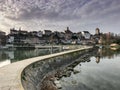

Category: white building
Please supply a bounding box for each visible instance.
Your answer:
[7,36,14,43]
[25,37,40,44]
[37,31,43,37]
[81,31,91,39]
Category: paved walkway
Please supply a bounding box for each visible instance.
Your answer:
[0,46,92,90]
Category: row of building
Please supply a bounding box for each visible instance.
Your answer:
[0,27,101,46]
[0,31,6,46]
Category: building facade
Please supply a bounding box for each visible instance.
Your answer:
[0,31,6,46]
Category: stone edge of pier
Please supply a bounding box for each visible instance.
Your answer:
[0,46,93,90]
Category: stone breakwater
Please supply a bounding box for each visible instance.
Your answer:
[40,53,93,90]
[21,48,94,90]
[0,46,93,90]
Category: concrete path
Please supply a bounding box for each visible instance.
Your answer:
[0,46,92,90]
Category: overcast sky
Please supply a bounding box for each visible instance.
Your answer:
[0,0,120,34]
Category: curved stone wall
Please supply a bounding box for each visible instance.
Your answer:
[21,49,93,90]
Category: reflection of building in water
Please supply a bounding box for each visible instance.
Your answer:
[95,46,101,63]
[0,51,14,60]
[0,51,8,60]
[98,48,103,57]
[5,51,14,60]
[0,51,14,67]
[97,47,120,59]
[96,56,100,64]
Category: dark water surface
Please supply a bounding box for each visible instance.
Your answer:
[0,48,59,67]
[21,48,92,90]
[21,47,120,90]
[60,48,120,90]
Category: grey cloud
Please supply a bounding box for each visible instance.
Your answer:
[0,0,120,34]
[75,0,120,19]
[1,0,120,21]
[1,22,11,27]
[0,0,90,21]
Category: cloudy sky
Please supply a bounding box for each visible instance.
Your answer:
[0,0,120,34]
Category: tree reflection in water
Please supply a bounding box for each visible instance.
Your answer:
[57,48,120,90]
[42,47,120,90]
[21,47,120,90]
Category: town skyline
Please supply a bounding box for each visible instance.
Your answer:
[0,0,120,34]
[0,26,120,35]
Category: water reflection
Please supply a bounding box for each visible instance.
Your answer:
[94,48,120,64]
[0,51,13,67]
[0,48,60,67]
[95,56,100,64]
[58,48,120,90]
[21,49,92,90]
[21,47,120,90]
[97,48,120,59]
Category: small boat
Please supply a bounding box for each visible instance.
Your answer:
[110,43,120,50]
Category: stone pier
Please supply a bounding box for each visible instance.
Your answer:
[0,46,93,90]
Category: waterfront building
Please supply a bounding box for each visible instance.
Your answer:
[64,27,73,40]
[10,28,28,35]
[0,31,6,46]
[81,31,91,40]
[10,28,19,35]
[98,36,103,44]
[8,28,28,45]
[44,30,52,36]
[77,32,82,39]
[50,32,61,44]
[59,32,65,38]
[93,28,103,44]
[19,30,28,35]
[71,33,78,44]
[0,31,6,36]
[29,31,43,38]
[95,28,100,35]
[7,35,14,44]
[37,31,43,37]
[6,27,101,45]
[25,37,40,44]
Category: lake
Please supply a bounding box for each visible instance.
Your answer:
[1,47,120,90]
[59,48,120,90]
[0,48,60,67]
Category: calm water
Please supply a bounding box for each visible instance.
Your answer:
[59,48,120,90]
[0,48,59,67]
